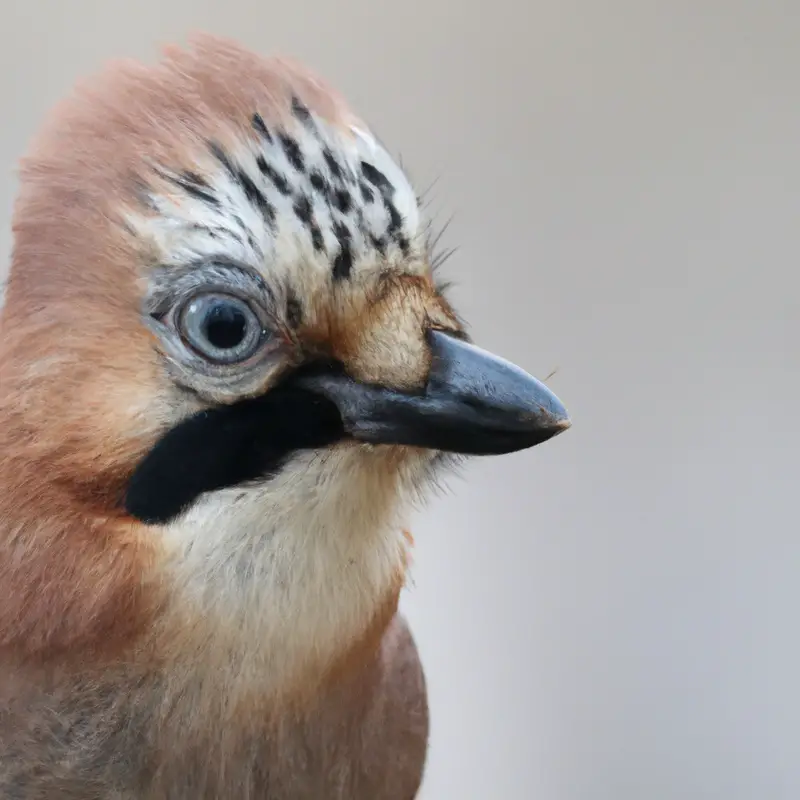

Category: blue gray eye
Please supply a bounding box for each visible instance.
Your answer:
[179,293,265,364]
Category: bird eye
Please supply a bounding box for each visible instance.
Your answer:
[178,293,266,364]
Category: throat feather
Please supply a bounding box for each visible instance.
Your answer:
[155,446,423,700]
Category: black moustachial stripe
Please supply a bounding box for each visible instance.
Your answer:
[124,381,345,525]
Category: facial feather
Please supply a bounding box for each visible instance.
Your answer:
[0,34,450,691]
[0,32,571,798]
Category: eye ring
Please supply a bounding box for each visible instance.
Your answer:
[177,292,268,365]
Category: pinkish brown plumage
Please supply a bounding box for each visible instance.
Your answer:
[0,33,569,798]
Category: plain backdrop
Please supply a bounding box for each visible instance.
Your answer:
[1,2,798,798]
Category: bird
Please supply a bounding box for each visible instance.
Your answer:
[0,33,570,799]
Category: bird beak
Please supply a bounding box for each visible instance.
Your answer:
[294,329,571,456]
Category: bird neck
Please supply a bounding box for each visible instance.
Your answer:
[152,444,422,704]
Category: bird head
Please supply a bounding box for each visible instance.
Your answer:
[0,35,569,696]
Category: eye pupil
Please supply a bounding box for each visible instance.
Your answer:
[179,292,266,365]
[203,302,247,350]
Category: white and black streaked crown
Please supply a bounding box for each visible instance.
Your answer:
[134,96,426,286]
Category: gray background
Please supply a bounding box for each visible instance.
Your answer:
[1,1,797,798]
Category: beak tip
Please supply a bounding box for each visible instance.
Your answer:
[552,416,572,436]
[551,411,571,428]
[534,411,571,445]
[529,381,570,433]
